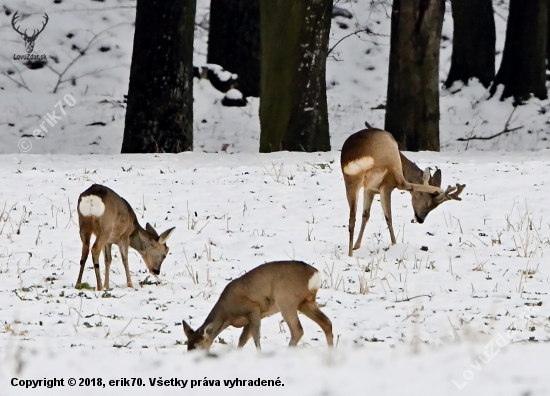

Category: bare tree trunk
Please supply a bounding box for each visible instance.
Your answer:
[207,0,260,97]
[385,0,445,152]
[259,0,332,153]
[548,3,550,70]
[445,0,495,88]
[490,0,548,102]
[122,0,195,153]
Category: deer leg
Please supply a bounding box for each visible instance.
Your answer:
[103,243,112,290]
[298,301,334,347]
[353,188,375,251]
[237,324,252,348]
[76,230,91,288]
[279,306,304,347]
[248,309,262,351]
[118,241,133,288]
[345,177,362,257]
[91,234,109,291]
[380,185,397,245]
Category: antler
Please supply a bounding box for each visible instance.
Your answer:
[28,13,49,39]
[11,11,24,35]
[435,183,466,204]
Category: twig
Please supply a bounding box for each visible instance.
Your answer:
[29,6,136,14]
[51,22,130,93]
[395,294,432,303]
[457,107,523,141]
[1,72,31,92]
[328,29,371,55]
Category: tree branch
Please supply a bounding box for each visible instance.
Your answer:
[50,22,130,93]
[328,29,369,55]
[457,107,523,142]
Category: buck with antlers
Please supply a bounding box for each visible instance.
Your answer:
[182,261,334,351]
[341,127,465,257]
[11,11,49,54]
[77,184,176,291]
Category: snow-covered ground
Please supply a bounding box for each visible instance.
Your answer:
[0,0,549,154]
[0,151,550,395]
[1,1,550,395]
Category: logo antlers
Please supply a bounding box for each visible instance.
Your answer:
[11,11,49,54]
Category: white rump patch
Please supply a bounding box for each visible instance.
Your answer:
[308,271,322,291]
[78,195,105,217]
[343,156,374,175]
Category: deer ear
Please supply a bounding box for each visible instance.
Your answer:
[158,227,176,245]
[422,167,431,186]
[203,323,214,336]
[145,223,159,240]
[431,169,442,188]
[182,320,195,339]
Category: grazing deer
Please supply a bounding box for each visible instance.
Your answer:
[341,127,465,257]
[182,261,333,351]
[76,184,176,290]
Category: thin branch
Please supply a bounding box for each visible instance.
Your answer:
[58,66,127,84]
[50,22,130,93]
[0,72,31,92]
[328,29,370,55]
[395,294,432,303]
[29,6,136,15]
[457,107,523,142]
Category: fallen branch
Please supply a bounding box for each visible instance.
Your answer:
[395,294,432,303]
[457,107,523,142]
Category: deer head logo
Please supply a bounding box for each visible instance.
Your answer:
[11,11,49,54]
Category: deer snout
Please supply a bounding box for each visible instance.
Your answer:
[414,213,425,224]
[151,268,160,275]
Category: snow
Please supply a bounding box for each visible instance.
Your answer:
[1,150,550,395]
[225,88,243,100]
[1,1,550,395]
[203,63,238,82]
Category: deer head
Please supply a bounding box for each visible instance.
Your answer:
[139,223,176,275]
[410,167,465,224]
[182,321,215,351]
[12,11,49,54]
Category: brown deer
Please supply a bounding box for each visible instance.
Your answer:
[182,261,333,351]
[341,127,465,257]
[76,184,176,290]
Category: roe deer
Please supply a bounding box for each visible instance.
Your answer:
[182,261,333,351]
[341,127,465,257]
[77,184,176,290]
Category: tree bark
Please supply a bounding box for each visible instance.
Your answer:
[122,0,195,153]
[548,3,550,70]
[445,0,495,88]
[207,0,260,97]
[259,0,332,153]
[385,0,445,152]
[490,0,548,102]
